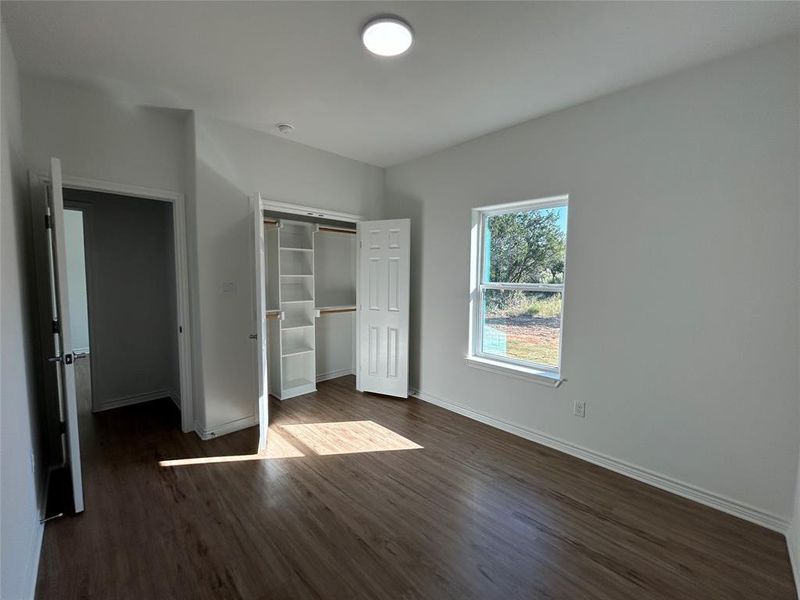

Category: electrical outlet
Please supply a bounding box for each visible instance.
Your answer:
[573,400,586,418]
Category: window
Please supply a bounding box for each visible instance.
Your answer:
[468,196,568,382]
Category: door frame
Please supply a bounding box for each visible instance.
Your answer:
[32,173,195,433]
[250,195,268,451]
[259,197,364,224]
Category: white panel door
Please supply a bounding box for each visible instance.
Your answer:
[251,195,268,451]
[357,219,410,397]
[45,158,85,512]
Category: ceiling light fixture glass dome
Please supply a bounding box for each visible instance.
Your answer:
[362,16,413,57]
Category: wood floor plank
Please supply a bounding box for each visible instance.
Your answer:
[35,376,795,599]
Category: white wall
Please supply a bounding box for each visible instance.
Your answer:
[63,209,90,353]
[384,36,800,524]
[787,33,800,587]
[789,460,800,585]
[16,75,384,437]
[192,115,382,435]
[315,231,357,379]
[21,75,186,194]
[20,75,192,417]
[64,190,179,410]
[1,21,44,600]
[315,312,355,380]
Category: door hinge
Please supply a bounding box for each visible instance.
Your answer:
[44,214,52,229]
[51,320,60,334]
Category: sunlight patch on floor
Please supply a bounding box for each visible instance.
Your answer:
[280,420,423,456]
[159,420,421,467]
[265,427,307,458]
[159,453,267,467]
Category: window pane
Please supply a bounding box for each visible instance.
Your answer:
[484,206,567,284]
[481,289,562,369]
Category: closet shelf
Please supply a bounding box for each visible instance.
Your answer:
[279,243,312,251]
[280,273,313,278]
[318,225,356,235]
[281,342,314,357]
[280,247,313,253]
[281,318,314,330]
[281,282,313,303]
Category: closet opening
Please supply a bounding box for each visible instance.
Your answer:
[263,211,358,401]
[252,195,410,455]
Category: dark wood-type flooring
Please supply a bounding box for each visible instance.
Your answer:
[35,376,795,599]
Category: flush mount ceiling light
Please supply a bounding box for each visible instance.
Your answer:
[275,123,294,135]
[361,16,413,57]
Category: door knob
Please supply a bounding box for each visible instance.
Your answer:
[48,353,73,364]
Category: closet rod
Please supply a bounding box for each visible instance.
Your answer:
[318,306,356,314]
[318,225,356,235]
[264,220,353,233]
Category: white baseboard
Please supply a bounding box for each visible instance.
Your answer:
[278,383,317,400]
[94,389,172,412]
[23,519,44,600]
[197,415,257,440]
[410,388,789,533]
[317,368,354,383]
[169,389,181,411]
[786,522,799,595]
[789,541,799,597]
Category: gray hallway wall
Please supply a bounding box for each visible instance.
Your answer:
[65,189,180,410]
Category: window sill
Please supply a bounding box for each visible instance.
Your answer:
[465,355,565,388]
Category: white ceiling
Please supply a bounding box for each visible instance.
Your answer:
[3,1,799,167]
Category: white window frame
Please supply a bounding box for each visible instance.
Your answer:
[467,195,569,387]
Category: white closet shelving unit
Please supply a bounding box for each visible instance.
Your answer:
[266,220,319,399]
[264,214,359,400]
